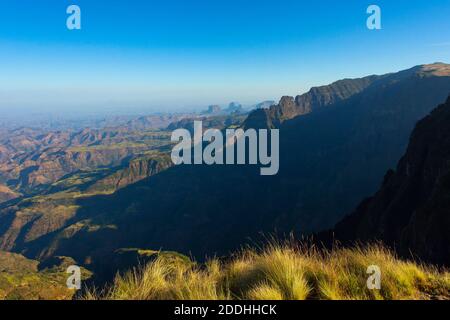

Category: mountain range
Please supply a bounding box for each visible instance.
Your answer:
[0,63,449,282]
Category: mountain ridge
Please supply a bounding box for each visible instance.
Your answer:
[244,63,450,129]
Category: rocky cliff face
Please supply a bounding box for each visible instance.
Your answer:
[244,75,379,129]
[332,95,450,265]
[244,63,450,130]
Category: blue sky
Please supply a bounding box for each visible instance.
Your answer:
[0,0,449,113]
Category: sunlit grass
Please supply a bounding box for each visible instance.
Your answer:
[84,243,450,300]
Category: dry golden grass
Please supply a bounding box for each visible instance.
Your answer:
[84,243,450,300]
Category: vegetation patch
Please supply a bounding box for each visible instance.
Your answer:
[84,243,450,300]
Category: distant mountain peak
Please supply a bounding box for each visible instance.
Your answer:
[417,62,450,77]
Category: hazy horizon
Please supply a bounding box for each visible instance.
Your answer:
[1,0,450,114]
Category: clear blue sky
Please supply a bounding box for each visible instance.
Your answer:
[0,0,449,113]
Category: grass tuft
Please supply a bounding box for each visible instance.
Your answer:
[84,243,450,300]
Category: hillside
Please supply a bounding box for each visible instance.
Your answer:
[0,151,172,252]
[0,185,20,203]
[0,251,80,300]
[330,95,450,265]
[0,127,173,196]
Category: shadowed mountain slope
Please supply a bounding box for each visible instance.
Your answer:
[330,95,450,265]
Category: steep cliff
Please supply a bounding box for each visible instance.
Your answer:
[332,95,450,265]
